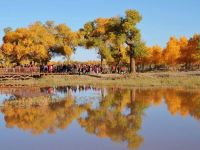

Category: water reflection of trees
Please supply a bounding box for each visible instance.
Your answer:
[78,88,146,149]
[1,94,88,135]
[1,87,200,149]
[163,89,200,119]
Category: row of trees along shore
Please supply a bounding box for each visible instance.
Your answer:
[0,9,200,73]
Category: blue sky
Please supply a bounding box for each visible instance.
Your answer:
[0,0,199,61]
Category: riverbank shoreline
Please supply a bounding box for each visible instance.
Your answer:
[0,71,200,88]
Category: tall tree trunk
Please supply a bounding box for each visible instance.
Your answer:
[130,53,136,73]
[100,55,103,73]
[142,64,145,72]
[100,56,103,68]
[116,61,120,74]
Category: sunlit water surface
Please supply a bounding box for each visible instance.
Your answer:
[0,86,200,150]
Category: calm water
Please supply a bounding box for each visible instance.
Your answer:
[0,86,200,150]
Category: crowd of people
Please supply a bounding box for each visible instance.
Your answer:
[40,64,128,74]
[0,63,128,75]
[40,64,103,74]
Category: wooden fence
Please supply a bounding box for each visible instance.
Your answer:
[0,67,41,80]
[0,67,40,75]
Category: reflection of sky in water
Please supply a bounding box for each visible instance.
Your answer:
[140,101,200,150]
[48,86,104,110]
[0,94,13,105]
[121,107,131,116]
[51,91,66,100]
[80,111,88,119]
[74,91,102,109]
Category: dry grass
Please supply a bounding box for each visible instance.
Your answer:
[0,71,200,88]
